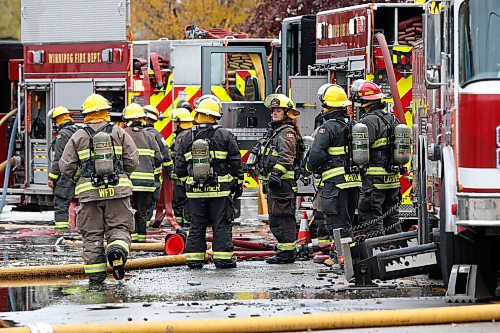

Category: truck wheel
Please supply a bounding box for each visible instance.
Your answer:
[476,235,499,295]
[439,174,476,288]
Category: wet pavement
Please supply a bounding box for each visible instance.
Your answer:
[0,198,498,331]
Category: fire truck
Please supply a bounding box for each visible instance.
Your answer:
[280,1,500,299]
[280,2,423,203]
[2,0,275,208]
[411,0,500,297]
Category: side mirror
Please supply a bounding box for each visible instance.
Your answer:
[244,76,260,101]
[424,3,443,89]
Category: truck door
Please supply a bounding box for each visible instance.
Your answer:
[201,46,272,152]
[24,83,51,192]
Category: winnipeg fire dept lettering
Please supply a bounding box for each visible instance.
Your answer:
[98,187,115,198]
[48,52,102,64]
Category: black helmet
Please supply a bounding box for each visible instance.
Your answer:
[176,99,193,112]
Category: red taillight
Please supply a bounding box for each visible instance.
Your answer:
[451,203,458,216]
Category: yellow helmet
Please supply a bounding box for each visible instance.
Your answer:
[171,108,194,122]
[47,106,70,119]
[320,84,352,108]
[264,93,300,119]
[123,103,147,120]
[143,105,159,121]
[82,94,111,114]
[194,95,222,119]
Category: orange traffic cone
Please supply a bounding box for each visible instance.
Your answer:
[297,211,311,245]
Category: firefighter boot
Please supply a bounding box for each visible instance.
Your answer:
[187,261,204,269]
[107,246,127,280]
[214,258,237,269]
[266,251,296,264]
[88,272,107,289]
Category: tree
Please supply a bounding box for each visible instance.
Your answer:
[240,0,404,37]
[133,0,257,40]
[0,0,20,40]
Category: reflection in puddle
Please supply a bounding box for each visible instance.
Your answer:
[0,282,444,313]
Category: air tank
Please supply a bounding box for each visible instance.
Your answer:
[192,139,211,181]
[351,122,369,166]
[92,131,114,177]
[394,124,411,165]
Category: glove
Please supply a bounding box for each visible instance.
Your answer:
[231,181,243,199]
[268,171,282,191]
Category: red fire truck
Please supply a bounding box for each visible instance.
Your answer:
[412,0,500,295]
[281,2,423,203]
[280,1,499,299]
[2,0,275,208]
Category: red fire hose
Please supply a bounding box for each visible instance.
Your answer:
[375,33,406,125]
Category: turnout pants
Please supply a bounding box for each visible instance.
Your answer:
[320,182,359,238]
[132,191,153,242]
[266,180,297,259]
[146,184,161,225]
[185,197,233,265]
[311,188,330,240]
[173,179,189,227]
[53,177,75,229]
[358,177,401,238]
[76,197,133,279]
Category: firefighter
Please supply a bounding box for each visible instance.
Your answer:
[143,104,173,226]
[123,103,163,242]
[306,84,361,244]
[59,94,139,285]
[351,80,402,238]
[169,106,194,228]
[175,95,243,269]
[47,106,79,231]
[258,94,301,264]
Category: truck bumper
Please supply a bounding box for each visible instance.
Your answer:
[456,193,500,227]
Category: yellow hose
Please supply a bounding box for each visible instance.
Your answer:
[0,108,17,128]
[0,255,186,280]
[2,303,500,332]
[0,157,16,174]
[62,239,166,252]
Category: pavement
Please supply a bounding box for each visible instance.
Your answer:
[0,198,498,331]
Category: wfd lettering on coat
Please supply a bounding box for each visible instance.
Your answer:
[98,188,115,198]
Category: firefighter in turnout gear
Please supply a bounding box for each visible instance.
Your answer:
[259,94,301,264]
[59,94,139,285]
[351,80,402,238]
[123,104,163,242]
[170,105,194,228]
[143,104,174,225]
[306,85,361,243]
[175,95,243,269]
[47,106,79,231]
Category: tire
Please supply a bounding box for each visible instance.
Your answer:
[476,235,500,295]
[439,173,477,288]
